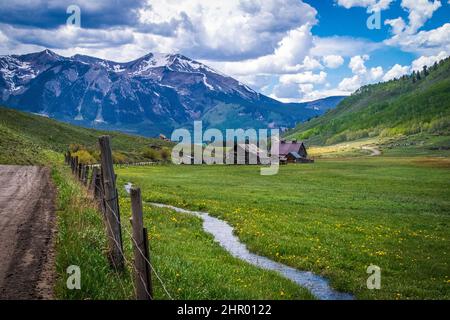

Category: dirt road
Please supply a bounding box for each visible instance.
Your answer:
[0,165,56,300]
[362,146,382,156]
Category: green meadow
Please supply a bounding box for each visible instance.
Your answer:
[116,156,450,300]
[54,161,313,300]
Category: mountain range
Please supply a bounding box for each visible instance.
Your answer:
[0,49,344,137]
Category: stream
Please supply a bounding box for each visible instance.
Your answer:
[124,182,354,300]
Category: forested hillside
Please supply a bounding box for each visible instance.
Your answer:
[286,57,450,145]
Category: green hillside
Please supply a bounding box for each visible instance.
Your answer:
[0,106,172,165]
[286,57,450,146]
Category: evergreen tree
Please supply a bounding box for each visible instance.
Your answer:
[423,65,429,77]
[433,62,438,71]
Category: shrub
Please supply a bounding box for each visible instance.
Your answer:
[142,148,161,161]
[71,149,96,164]
[160,148,171,161]
[426,117,450,134]
[112,151,128,164]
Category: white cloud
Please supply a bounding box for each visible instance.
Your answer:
[385,17,406,35]
[400,0,442,34]
[382,64,410,81]
[271,71,327,101]
[205,24,315,76]
[336,0,394,12]
[323,55,344,68]
[385,23,450,55]
[302,56,324,70]
[136,0,318,61]
[339,55,384,92]
[311,36,382,58]
[349,55,369,75]
[411,51,448,70]
[299,83,314,94]
[0,0,318,63]
[369,66,384,81]
[338,75,362,92]
[280,71,327,85]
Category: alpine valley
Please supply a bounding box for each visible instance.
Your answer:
[0,49,344,136]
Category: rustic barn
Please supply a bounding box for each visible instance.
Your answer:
[279,140,314,163]
[226,143,265,164]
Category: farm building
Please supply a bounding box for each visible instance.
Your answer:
[279,140,314,164]
[224,140,313,165]
[158,133,171,142]
[226,143,266,164]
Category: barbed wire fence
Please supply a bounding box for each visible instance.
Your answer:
[64,136,173,300]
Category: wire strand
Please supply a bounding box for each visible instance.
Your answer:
[94,182,173,299]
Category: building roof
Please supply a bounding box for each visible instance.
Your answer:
[279,141,305,156]
[288,152,302,159]
[235,143,262,156]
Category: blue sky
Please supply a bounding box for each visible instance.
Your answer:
[0,0,449,102]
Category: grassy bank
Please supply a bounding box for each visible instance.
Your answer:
[0,106,172,164]
[116,157,450,300]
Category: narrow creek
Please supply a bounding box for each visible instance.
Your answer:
[124,183,354,300]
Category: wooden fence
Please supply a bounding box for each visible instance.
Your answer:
[64,136,157,300]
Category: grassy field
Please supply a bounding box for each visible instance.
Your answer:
[308,134,450,159]
[116,155,450,300]
[53,161,313,300]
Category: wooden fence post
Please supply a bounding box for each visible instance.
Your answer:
[84,166,90,186]
[91,167,100,196]
[130,187,153,300]
[74,156,79,176]
[99,136,124,271]
[78,163,83,181]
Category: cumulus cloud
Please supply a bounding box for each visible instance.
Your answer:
[338,55,384,92]
[280,71,327,85]
[382,64,410,81]
[411,51,448,70]
[338,75,362,92]
[400,0,442,34]
[323,55,344,68]
[336,0,394,12]
[385,23,450,55]
[204,24,315,75]
[137,0,318,61]
[271,71,327,100]
[349,55,369,75]
[369,66,384,81]
[0,0,318,62]
[384,1,446,56]
[385,17,406,35]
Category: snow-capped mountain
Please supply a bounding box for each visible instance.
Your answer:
[0,49,344,136]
